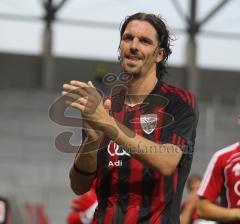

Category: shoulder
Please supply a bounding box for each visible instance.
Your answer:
[159,82,198,122]
[203,143,240,173]
[160,82,196,110]
[211,142,240,163]
[198,143,240,196]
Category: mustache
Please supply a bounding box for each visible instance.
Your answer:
[118,52,143,61]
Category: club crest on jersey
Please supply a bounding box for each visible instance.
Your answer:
[140,113,157,134]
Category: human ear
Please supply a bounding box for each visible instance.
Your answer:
[155,48,164,63]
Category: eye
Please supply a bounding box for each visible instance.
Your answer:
[140,37,152,45]
[122,34,133,42]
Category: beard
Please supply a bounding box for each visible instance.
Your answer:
[121,61,143,79]
[121,68,142,80]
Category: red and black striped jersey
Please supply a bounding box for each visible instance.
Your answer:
[198,142,240,224]
[93,81,199,224]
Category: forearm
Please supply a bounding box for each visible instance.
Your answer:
[197,199,240,222]
[102,116,182,175]
[69,137,99,195]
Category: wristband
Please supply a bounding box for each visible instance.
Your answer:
[73,163,97,176]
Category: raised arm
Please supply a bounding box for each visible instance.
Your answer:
[62,81,190,176]
[65,84,111,195]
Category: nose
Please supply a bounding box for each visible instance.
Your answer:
[129,37,139,52]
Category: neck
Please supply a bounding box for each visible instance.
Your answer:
[125,71,158,106]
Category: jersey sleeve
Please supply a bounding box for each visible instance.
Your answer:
[164,94,199,152]
[197,152,224,202]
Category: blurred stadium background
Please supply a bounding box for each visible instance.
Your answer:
[0,0,239,223]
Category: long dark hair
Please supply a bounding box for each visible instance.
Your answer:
[119,12,172,80]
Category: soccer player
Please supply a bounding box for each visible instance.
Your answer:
[62,12,198,223]
[180,174,202,224]
[181,174,216,224]
[197,115,240,223]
